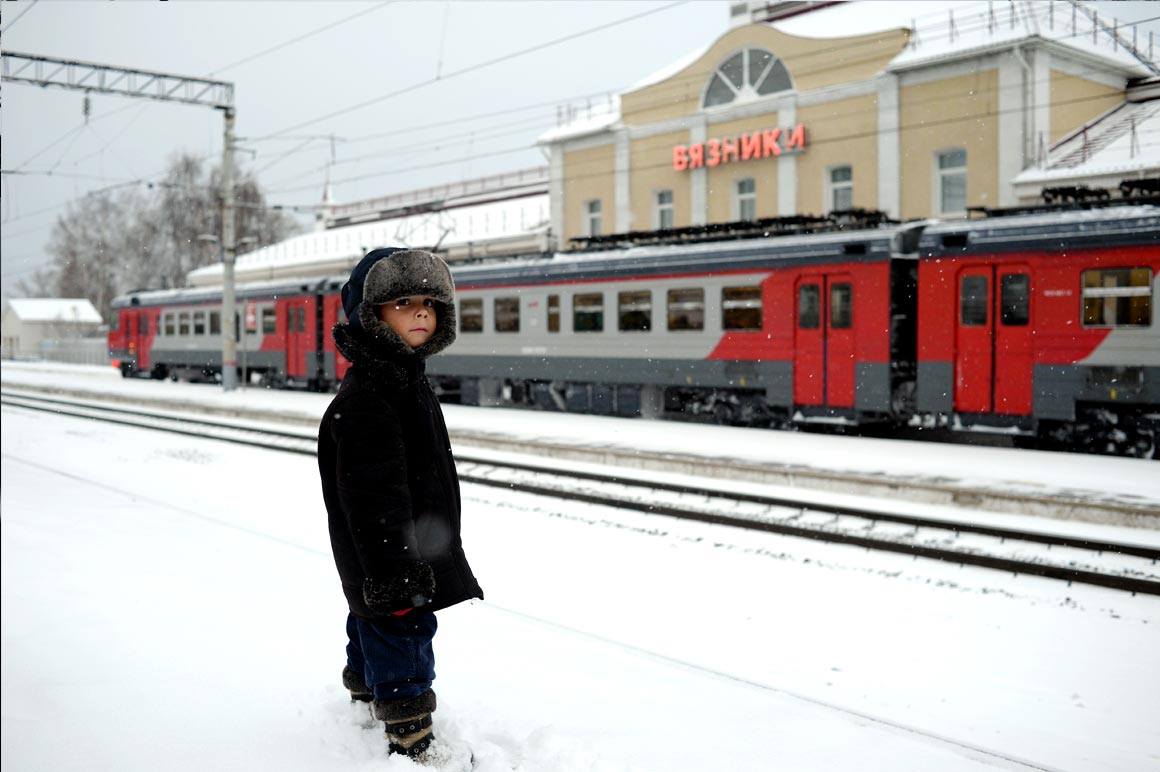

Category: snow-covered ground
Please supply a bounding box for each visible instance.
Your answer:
[3,393,1159,770]
[4,360,1158,515]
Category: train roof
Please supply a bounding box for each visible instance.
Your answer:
[918,203,1160,258]
[452,223,923,289]
[110,276,336,309]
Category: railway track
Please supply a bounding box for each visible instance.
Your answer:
[4,388,1158,597]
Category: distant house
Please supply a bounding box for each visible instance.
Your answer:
[1,298,103,360]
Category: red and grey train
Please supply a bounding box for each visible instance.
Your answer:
[109,199,1160,456]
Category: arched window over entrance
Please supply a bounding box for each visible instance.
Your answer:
[702,48,792,109]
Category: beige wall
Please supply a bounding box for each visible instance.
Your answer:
[620,24,907,126]
[701,115,782,221]
[562,143,615,240]
[629,131,689,231]
[796,94,879,215]
[1050,70,1123,143]
[899,69,1000,219]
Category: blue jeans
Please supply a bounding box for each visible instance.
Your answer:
[346,612,437,701]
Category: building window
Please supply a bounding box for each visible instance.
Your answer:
[573,292,604,332]
[828,166,853,212]
[1000,274,1030,326]
[830,283,853,329]
[960,276,988,326]
[667,288,704,331]
[723,286,762,330]
[735,178,756,222]
[459,298,483,332]
[261,307,277,334]
[655,190,674,230]
[584,199,602,237]
[494,297,520,333]
[1082,268,1152,327]
[937,149,967,215]
[703,48,792,108]
[618,290,652,332]
[547,294,560,333]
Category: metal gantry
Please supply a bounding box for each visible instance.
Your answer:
[1,50,242,391]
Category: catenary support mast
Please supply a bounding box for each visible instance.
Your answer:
[2,51,241,391]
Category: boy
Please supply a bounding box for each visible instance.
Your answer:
[317,247,483,760]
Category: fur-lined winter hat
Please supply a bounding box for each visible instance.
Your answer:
[339,247,457,360]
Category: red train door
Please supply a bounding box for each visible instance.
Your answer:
[285,297,313,378]
[794,274,855,408]
[955,267,994,413]
[826,276,855,408]
[994,266,1032,415]
[794,277,825,405]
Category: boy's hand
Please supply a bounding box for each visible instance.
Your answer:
[362,560,435,616]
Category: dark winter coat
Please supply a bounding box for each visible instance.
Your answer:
[318,247,482,619]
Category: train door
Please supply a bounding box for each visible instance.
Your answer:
[124,311,139,368]
[994,266,1032,414]
[954,265,1034,415]
[825,276,855,408]
[284,297,313,378]
[793,274,855,408]
[133,310,152,369]
[954,267,994,413]
[794,277,825,405]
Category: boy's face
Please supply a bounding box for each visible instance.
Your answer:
[377,295,438,349]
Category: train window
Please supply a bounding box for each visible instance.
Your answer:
[140,316,149,336]
[1082,268,1152,327]
[1000,274,1030,326]
[111,314,120,332]
[618,290,652,332]
[494,297,520,333]
[459,299,483,332]
[209,311,221,336]
[798,285,820,329]
[573,292,604,332]
[667,288,704,331]
[960,276,988,326]
[547,295,560,333]
[164,313,176,337]
[178,312,192,336]
[830,283,852,329]
[193,312,207,336]
[723,286,762,330]
[261,308,277,334]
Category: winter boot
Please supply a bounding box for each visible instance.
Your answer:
[374,689,437,760]
[342,665,373,703]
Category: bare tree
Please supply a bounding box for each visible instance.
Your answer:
[39,151,300,316]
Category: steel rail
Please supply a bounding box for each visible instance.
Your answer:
[4,390,1157,596]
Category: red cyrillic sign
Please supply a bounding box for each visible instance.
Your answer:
[673,123,807,171]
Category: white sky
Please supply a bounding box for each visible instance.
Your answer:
[2,1,1158,302]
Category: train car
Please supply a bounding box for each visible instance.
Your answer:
[432,218,922,427]
[916,204,1160,455]
[110,278,333,388]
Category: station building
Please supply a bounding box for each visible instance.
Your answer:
[539,0,1160,245]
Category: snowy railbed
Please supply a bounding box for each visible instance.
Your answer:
[3,360,1158,517]
[4,398,1160,770]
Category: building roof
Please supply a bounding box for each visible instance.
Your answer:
[539,1,1157,144]
[1013,98,1160,187]
[188,180,550,286]
[5,298,103,324]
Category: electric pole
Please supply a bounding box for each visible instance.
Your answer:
[2,51,241,391]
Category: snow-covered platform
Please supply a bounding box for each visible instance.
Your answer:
[4,400,1159,770]
[3,360,1157,528]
